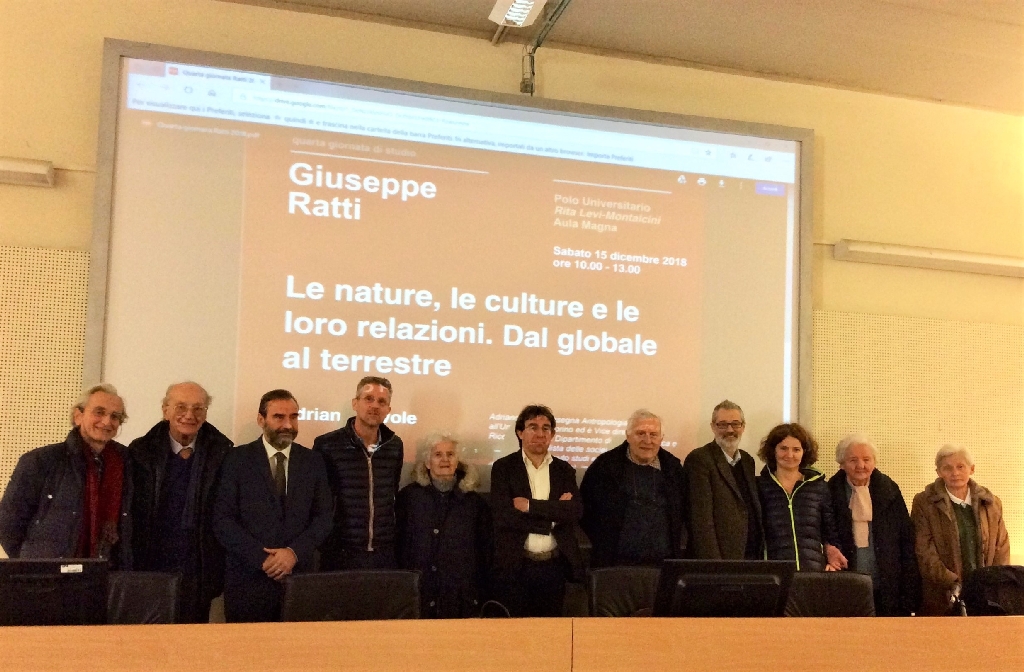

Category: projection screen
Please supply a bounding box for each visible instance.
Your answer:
[89,40,812,480]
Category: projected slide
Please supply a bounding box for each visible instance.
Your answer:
[104,58,799,467]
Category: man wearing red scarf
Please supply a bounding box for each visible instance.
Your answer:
[0,384,133,568]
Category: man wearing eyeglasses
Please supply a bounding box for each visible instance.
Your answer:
[0,384,134,568]
[128,381,233,622]
[683,400,764,560]
[581,409,688,569]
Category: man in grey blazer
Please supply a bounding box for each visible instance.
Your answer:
[683,400,763,559]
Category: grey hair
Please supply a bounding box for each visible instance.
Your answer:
[935,444,975,469]
[161,381,213,408]
[711,400,744,423]
[835,433,877,464]
[70,383,126,425]
[626,409,662,433]
[418,431,461,462]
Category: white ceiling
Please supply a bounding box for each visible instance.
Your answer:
[224,0,1024,113]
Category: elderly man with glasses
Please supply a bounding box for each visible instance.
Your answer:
[129,381,233,623]
[1,384,133,568]
[683,400,764,560]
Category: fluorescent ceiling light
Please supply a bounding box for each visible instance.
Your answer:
[0,157,55,187]
[489,0,545,28]
[833,239,1024,278]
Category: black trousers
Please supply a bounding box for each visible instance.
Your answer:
[223,574,283,623]
[494,558,567,617]
[177,573,213,623]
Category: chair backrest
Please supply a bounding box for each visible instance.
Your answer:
[784,571,875,617]
[107,571,180,624]
[962,565,1024,616]
[281,570,420,621]
[588,567,661,617]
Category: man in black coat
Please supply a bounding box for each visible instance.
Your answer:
[581,409,687,568]
[129,382,232,623]
[490,404,583,617]
[828,434,920,616]
[314,376,404,570]
[212,389,332,623]
[1,384,132,568]
[683,400,763,560]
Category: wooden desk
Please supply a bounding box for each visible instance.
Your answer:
[571,617,1024,672]
[1,619,572,672]
[3,617,1022,672]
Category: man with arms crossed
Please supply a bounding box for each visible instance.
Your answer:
[581,409,688,567]
[130,382,233,623]
[684,400,763,559]
[0,384,133,568]
[490,404,583,617]
[315,376,404,570]
[213,390,332,622]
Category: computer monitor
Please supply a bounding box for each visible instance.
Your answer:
[0,559,108,626]
[652,559,796,617]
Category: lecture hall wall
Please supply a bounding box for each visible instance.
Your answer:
[1,0,1022,562]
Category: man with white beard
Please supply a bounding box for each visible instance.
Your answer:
[683,400,764,559]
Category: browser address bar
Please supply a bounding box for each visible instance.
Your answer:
[233,89,364,114]
[231,88,698,160]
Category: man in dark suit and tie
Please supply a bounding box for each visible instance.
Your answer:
[490,404,583,617]
[212,389,333,622]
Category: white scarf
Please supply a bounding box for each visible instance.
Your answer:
[849,479,872,548]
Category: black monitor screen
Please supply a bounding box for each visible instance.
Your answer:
[0,559,108,626]
[652,559,796,617]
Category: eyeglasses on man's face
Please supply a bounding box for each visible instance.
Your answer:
[714,421,745,430]
[172,404,208,416]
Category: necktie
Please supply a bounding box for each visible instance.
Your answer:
[274,451,287,500]
[179,447,193,460]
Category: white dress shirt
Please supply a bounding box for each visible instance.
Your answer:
[263,437,293,492]
[522,450,557,553]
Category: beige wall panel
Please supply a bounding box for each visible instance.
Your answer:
[813,309,1024,563]
[0,246,89,495]
[0,172,96,250]
[818,248,1024,325]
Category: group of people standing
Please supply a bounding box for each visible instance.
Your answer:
[635,401,1010,617]
[0,381,1011,621]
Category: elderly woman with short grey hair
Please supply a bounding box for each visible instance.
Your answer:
[827,434,920,615]
[395,432,492,618]
[911,445,1010,615]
